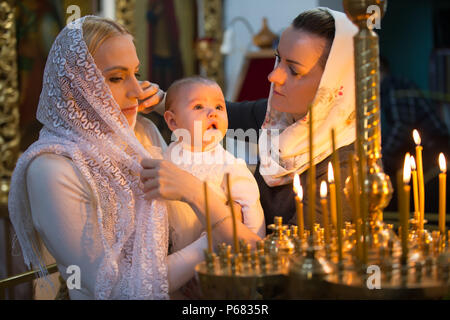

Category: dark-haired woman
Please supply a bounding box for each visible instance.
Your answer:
[142,8,358,236]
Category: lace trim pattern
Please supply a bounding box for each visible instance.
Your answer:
[8,16,168,299]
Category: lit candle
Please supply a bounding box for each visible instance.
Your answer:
[328,162,337,229]
[413,129,425,231]
[308,104,316,232]
[226,173,239,253]
[320,181,330,245]
[331,129,343,262]
[401,153,411,261]
[410,156,420,222]
[204,181,213,253]
[438,153,447,235]
[294,173,304,239]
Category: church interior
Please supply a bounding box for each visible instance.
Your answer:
[1,0,450,301]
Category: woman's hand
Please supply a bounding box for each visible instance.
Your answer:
[140,158,201,202]
[138,81,165,114]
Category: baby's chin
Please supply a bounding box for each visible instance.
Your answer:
[202,128,225,146]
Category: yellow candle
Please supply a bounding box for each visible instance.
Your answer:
[204,181,213,253]
[226,173,239,253]
[320,181,330,245]
[348,153,361,261]
[308,104,316,232]
[401,153,411,261]
[438,153,447,235]
[331,129,343,262]
[328,162,337,229]
[410,156,419,221]
[294,173,304,239]
[413,129,425,230]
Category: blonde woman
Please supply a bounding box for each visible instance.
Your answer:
[8,16,257,300]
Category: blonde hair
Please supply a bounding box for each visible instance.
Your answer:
[82,16,132,56]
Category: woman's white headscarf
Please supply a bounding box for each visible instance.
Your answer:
[8,16,169,299]
[259,8,358,187]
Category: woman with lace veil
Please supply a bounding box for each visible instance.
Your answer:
[8,16,258,300]
[142,8,358,232]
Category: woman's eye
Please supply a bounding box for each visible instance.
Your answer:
[194,105,203,110]
[109,77,123,83]
[135,73,141,79]
[289,67,300,76]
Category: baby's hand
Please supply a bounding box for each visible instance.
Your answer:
[138,81,165,114]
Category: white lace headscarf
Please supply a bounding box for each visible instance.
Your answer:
[259,8,358,187]
[8,16,169,299]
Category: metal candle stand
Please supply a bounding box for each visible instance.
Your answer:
[195,0,450,299]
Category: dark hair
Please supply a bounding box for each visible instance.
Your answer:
[165,76,219,111]
[292,8,335,69]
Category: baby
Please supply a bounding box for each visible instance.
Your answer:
[163,76,265,252]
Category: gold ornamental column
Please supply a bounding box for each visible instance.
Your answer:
[343,0,392,224]
[199,0,224,88]
[115,0,136,36]
[0,0,20,205]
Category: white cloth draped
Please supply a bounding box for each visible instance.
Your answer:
[164,141,266,252]
[258,8,358,187]
[9,16,173,299]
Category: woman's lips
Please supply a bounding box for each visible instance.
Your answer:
[273,90,284,96]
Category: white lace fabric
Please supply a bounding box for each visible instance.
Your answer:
[8,16,169,299]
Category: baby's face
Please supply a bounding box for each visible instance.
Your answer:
[168,83,228,151]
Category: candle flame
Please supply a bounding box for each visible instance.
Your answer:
[403,153,411,184]
[439,153,446,173]
[320,180,328,198]
[293,173,300,193]
[410,156,416,171]
[294,173,303,200]
[328,162,334,183]
[412,129,421,145]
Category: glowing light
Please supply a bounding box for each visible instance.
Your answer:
[439,153,446,173]
[320,180,328,198]
[328,162,334,183]
[410,156,416,171]
[403,153,411,184]
[294,173,303,201]
[412,129,421,145]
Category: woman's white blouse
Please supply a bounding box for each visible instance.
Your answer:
[26,153,207,299]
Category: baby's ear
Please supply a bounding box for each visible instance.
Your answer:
[164,110,178,131]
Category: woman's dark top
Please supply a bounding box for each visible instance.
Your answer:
[226,99,353,230]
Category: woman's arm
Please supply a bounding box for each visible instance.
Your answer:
[226,99,268,131]
[140,159,261,248]
[26,154,213,297]
[27,154,103,299]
